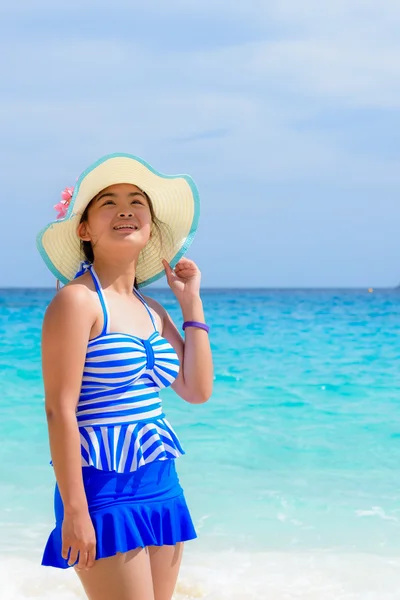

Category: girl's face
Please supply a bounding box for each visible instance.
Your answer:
[78,183,153,258]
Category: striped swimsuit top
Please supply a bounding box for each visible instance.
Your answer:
[74,265,184,474]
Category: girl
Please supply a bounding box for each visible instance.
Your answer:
[37,153,213,600]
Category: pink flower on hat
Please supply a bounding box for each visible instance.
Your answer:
[54,187,74,219]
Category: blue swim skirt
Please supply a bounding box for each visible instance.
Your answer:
[41,459,197,569]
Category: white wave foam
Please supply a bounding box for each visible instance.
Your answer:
[1,550,400,600]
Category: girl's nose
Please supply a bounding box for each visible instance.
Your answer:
[118,211,133,218]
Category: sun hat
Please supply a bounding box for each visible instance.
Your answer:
[36,153,200,287]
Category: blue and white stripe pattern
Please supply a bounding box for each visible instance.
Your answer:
[75,265,183,473]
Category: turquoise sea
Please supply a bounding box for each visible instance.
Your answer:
[1,288,400,599]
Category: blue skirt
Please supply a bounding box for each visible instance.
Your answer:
[41,459,197,569]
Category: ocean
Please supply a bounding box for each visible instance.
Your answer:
[1,288,400,599]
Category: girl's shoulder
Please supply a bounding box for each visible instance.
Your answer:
[46,274,97,320]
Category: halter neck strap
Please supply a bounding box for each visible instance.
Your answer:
[88,266,110,336]
[86,265,157,336]
[133,287,157,332]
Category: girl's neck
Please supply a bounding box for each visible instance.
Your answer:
[92,259,137,295]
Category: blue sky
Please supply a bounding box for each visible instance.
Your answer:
[1,0,400,288]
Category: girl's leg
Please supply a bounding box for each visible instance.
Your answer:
[75,548,155,600]
[149,543,184,600]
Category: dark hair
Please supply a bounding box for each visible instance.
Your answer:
[79,189,170,289]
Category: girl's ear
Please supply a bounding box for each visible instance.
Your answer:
[77,222,91,242]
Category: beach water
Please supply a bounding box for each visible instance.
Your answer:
[1,288,400,599]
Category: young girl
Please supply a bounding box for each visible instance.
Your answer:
[37,153,213,600]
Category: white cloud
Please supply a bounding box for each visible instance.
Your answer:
[1,0,400,286]
[2,25,399,187]
[5,0,400,109]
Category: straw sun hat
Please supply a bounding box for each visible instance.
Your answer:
[36,153,200,287]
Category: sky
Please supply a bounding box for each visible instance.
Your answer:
[1,0,400,288]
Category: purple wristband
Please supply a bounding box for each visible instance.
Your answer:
[182,321,210,333]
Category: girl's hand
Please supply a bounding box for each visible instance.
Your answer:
[162,258,201,304]
[62,511,97,570]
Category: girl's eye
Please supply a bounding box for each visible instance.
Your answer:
[102,200,115,206]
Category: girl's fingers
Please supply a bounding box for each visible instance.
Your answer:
[75,550,88,571]
[162,258,173,273]
[61,543,70,561]
[67,544,97,570]
[164,258,196,273]
[68,546,79,567]
[174,270,197,280]
[87,544,97,569]
[162,259,176,283]
[175,259,197,270]
[175,267,190,275]
[175,263,199,275]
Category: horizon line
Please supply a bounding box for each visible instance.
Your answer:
[0,286,398,292]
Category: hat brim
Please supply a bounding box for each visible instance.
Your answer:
[37,153,200,288]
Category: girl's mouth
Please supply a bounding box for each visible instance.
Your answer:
[113,224,138,231]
